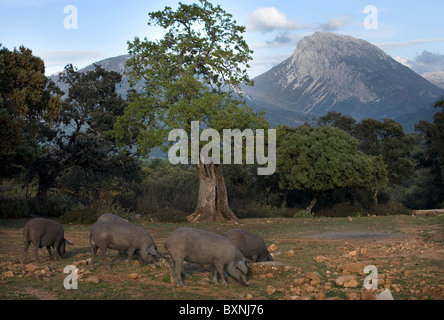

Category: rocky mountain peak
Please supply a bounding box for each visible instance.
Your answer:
[243,32,443,125]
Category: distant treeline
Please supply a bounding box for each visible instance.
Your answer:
[1,45,443,222]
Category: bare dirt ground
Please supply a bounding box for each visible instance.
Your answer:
[0,214,443,300]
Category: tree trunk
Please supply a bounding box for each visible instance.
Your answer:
[187,162,239,223]
[281,192,288,210]
[29,179,51,216]
[372,189,379,207]
[306,193,319,213]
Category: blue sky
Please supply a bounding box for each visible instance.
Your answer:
[1,0,443,77]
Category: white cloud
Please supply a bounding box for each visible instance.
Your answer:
[318,15,352,32]
[246,7,309,33]
[375,38,444,50]
[396,51,444,74]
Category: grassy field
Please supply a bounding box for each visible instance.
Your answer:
[0,214,443,300]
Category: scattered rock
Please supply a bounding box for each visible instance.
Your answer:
[266,285,276,295]
[83,276,101,284]
[246,294,254,300]
[128,273,141,280]
[361,291,377,300]
[348,250,358,257]
[250,262,289,276]
[346,292,360,300]
[286,250,295,258]
[268,244,278,252]
[24,263,39,273]
[2,271,15,278]
[377,289,394,300]
[304,271,321,281]
[335,275,358,287]
[340,262,367,274]
[314,255,329,263]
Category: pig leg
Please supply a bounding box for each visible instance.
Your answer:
[46,246,53,260]
[127,248,136,266]
[171,256,185,287]
[214,262,228,286]
[54,240,62,261]
[23,239,31,264]
[101,247,111,269]
[33,243,40,264]
[90,242,98,266]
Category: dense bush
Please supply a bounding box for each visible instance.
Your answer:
[59,199,130,224]
[0,197,29,218]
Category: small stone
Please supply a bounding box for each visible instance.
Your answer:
[84,276,101,284]
[314,255,329,263]
[315,292,326,300]
[268,244,278,252]
[24,263,39,273]
[246,294,254,300]
[286,250,295,258]
[361,291,377,300]
[346,292,360,300]
[305,285,315,293]
[335,275,358,287]
[266,285,276,295]
[341,262,366,275]
[293,278,307,286]
[304,271,321,281]
[128,273,140,280]
[344,279,360,288]
[2,271,15,278]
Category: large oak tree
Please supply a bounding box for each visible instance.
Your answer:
[114,0,268,222]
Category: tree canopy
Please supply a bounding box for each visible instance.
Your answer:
[0,45,61,178]
[277,126,388,211]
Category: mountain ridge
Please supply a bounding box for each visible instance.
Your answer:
[49,32,444,132]
[242,32,443,129]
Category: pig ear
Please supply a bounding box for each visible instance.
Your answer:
[237,261,248,274]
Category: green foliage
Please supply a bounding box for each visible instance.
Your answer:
[319,112,415,186]
[0,45,62,178]
[353,118,415,185]
[293,209,314,218]
[114,0,268,157]
[277,126,388,204]
[60,200,129,224]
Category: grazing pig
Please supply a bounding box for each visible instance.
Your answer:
[90,221,159,268]
[223,228,274,262]
[96,213,129,224]
[164,227,249,287]
[23,218,73,264]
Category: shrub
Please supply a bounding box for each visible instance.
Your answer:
[369,201,412,216]
[316,203,360,217]
[0,197,29,218]
[60,199,129,224]
[146,207,188,223]
[293,209,314,218]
